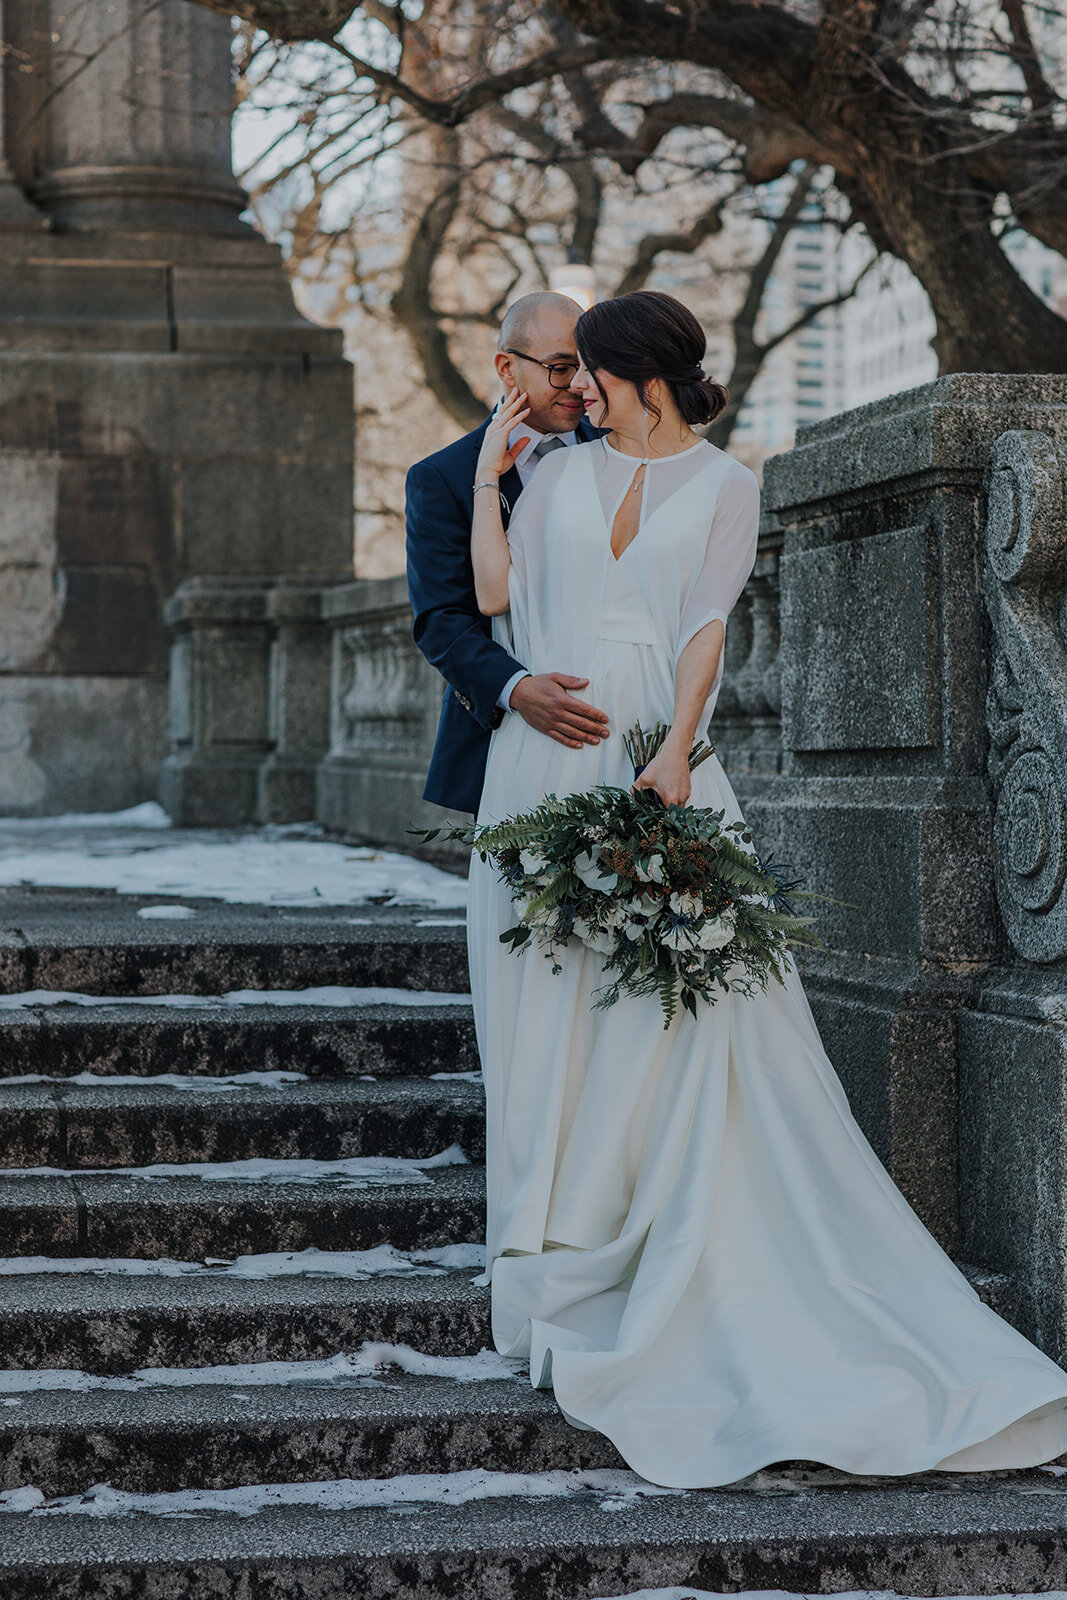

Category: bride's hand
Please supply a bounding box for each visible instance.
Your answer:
[632,745,692,808]
[476,390,531,481]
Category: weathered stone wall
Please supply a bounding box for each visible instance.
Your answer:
[746,375,1067,1359]
[0,0,354,815]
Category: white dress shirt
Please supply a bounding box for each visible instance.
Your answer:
[496,424,578,711]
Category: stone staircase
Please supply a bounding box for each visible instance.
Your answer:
[2,889,1067,1598]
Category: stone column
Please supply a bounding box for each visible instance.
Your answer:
[0,0,354,816]
[754,374,1067,1356]
[0,0,46,226]
[11,0,246,233]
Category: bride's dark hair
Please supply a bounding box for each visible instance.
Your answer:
[575,290,728,429]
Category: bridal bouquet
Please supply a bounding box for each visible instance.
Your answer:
[415,723,818,1027]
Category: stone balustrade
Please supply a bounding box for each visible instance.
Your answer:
[316,578,469,848]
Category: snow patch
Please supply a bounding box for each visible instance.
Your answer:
[590,1593,1067,1600]
[0,1242,486,1280]
[2,1144,469,1189]
[0,803,172,830]
[0,987,470,1011]
[0,1466,677,1518]
[429,1070,482,1082]
[0,1341,519,1396]
[137,905,196,920]
[0,820,467,909]
[1,1071,308,1092]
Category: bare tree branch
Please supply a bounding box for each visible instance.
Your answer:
[998,0,1057,112]
[614,196,733,295]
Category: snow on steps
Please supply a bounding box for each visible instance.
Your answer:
[0,1157,486,1259]
[0,997,477,1081]
[0,1076,486,1168]
[0,896,470,998]
[4,1469,1067,1600]
[0,1268,492,1372]
[0,1362,629,1498]
[0,883,1043,1600]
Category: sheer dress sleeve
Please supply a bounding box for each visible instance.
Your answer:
[495,443,572,666]
[676,462,760,666]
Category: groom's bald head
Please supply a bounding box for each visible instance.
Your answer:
[494,291,585,435]
[498,291,580,352]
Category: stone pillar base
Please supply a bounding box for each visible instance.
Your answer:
[163,581,272,827]
[159,751,265,829]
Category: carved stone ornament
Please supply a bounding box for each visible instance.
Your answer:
[982,429,1067,963]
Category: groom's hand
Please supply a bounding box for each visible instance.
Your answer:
[509,674,610,750]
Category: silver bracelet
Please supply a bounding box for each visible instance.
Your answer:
[473,480,500,496]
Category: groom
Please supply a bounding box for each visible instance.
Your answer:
[406,291,609,815]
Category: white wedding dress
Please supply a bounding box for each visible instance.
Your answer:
[466,436,1067,1488]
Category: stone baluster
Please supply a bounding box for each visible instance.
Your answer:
[732,572,780,717]
[714,591,749,720]
[160,580,273,826]
[316,578,469,847]
[257,585,333,824]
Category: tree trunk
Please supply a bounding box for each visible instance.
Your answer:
[390,130,488,431]
[840,143,1067,374]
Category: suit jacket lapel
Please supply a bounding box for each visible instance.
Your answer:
[484,416,597,529]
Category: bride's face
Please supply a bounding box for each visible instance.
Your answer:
[572,361,640,431]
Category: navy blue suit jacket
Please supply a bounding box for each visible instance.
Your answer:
[406,415,599,815]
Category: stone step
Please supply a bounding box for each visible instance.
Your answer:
[0,1273,490,1373]
[2,1469,1067,1599]
[0,1373,623,1498]
[0,1003,476,1080]
[0,1078,484,1168]
[0,900,469,998]
[0,1164,485,1259]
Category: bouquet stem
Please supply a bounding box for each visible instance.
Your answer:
[624,721,716,776]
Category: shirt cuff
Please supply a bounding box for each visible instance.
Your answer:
[497,669,530,712]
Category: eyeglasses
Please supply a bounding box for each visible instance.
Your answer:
[504,349,580,390]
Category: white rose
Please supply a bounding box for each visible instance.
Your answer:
[519,847,550,877]
[633,852,665,885]
[573,915,616,956]
[668,890,702,919]
[695,912,736,951]
[573,848,619,895]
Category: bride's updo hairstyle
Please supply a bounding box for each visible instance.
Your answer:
[575,290,728,430]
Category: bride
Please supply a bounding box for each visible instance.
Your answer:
[463,287,1067,1488]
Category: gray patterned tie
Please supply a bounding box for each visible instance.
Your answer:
[532,436,567,459]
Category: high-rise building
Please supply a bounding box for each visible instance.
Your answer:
[732,201,1067,465]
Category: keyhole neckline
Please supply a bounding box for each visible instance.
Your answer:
[602,437,709,464]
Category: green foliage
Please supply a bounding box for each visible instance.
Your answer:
[417,721,821,1028]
